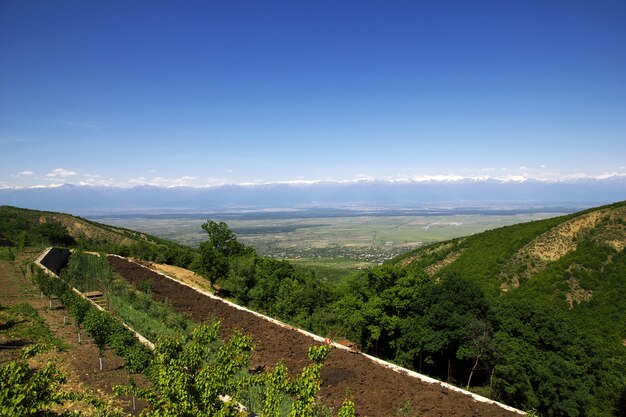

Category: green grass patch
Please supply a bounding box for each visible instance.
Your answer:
[0,247,16,261]
[0,303,66,351]
[109,278,190,342]
[61,252,110,293]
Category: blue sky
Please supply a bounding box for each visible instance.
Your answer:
[1,0,625,188]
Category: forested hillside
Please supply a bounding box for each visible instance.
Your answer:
[196,202,626,416]
[373,201,626,415]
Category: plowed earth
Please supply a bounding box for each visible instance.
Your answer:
[108,256,520,417]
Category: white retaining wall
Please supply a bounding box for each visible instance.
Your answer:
[115,255,525,415]
[35,248,155,350]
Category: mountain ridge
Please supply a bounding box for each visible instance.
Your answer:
[1,177,624,213]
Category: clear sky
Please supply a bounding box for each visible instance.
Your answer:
[1,0,625,188]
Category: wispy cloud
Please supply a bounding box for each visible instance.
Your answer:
[126,175,199,187]
[6,170,626,190]
[12,170,35,177]
[592,172,626,180]
[77,177,117,187]
[410,174,466,182]
[46,168,78,178]
[29,183,65,189]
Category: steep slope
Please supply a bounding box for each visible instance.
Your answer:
[0,205,187,248]
[0,206,198,271]
[390,201,626,339]
[1,206,141,244]
[383,201,626,415]
[392,201,626,299]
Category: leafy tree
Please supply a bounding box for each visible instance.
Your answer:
[223,254,257,303]
[15,230,30,249]
[198,220,250,285]
[459,318,493,389]
[249,258,298,311]
[380,273,492,382]
[108,320,151,373]
[84,309,113,370]
[116,321,253,416]
[289,345,332,417]
[32,270,53,301]
[198,243,229,285]
[115,323,352,416]
[67,294,90,343]
[201,220,246,258]
[255,344,334,417]
[260,363,290,416]
[35,221,75,246]
[0,360,70,416]
[490,298,603,415]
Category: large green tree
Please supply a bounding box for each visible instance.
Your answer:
[35,221,75,246]
[201,220,246,258]
[198,220,248,285]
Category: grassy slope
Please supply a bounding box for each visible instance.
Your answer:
[0,205,192,252]
[389,200,626,341]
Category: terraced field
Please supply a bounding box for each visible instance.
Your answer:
[108,255,522,417]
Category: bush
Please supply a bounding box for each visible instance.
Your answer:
[0,361,68,416]
[123,343,152,373]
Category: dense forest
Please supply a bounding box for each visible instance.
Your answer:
[1,203,625,416]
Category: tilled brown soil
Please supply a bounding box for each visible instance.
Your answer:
[108,256,521,417]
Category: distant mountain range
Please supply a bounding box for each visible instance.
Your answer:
[0,177,625,214]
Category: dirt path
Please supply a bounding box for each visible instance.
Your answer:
[108,255,522,417]
[0,253,147,415]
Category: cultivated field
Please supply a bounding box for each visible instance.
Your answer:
[96,211,565,269]
[107,255,521,417]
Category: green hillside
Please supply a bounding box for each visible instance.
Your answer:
[359,201,626,415]
[0,205,197,266]
[390,201,626,338]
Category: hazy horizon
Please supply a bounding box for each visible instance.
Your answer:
[1,179,622,215]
